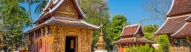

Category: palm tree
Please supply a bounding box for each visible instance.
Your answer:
[20,0,40,26]
[22,0,48,27]
[34,0,48,14]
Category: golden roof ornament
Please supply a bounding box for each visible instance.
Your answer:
[95,23,106,49]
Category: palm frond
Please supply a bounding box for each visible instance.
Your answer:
[34,0,48,14]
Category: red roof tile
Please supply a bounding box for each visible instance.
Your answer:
[120,24,144,37]
[171,22,191,38]
[113,37,153,44]
[154,16,187,35]
[167,0,191,17]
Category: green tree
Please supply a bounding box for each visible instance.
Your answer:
[78,0,110,50]
[106,14,128,51]
[143,24,169,52]
[144,24,158,41]
[157,35,169,52]
[144,24,158,33]
[0,0,32,50]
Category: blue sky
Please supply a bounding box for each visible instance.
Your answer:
[20,0,170,27]
[108,0,168,26]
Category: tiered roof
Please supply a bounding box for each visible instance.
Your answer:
[114,24,153,44]
[120,24,144,37]
[154,16,187,35]
[25,0,99,34]
[166,0,191,17]
[154,0,191,38]
[34,0,86,23]
[171,22,191,38]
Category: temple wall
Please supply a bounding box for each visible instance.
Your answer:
[28,25,94,52]
[170,38,191,52]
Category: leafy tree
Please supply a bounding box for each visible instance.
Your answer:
[78,0,110,50]
[144,24,158,41]
[144,24,158,33]
[106,14,128,51]
[156,35,169,52]
[0,0,32,50]
[143,24,169,52]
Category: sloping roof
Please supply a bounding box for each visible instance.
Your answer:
[171,22,191,38]
[43,0,54,12]
[154,16,187,35]
[113,37,153,44]
[120,24,144,37]
[185,16,191,22]
[34,0,86,24]
[25,17,99,34]
[166,0,191,17]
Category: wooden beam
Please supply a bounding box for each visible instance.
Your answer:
[56,11,77,15]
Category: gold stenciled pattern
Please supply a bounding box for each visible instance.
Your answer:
[29,25,94,52]
[48,26,93,52]
[55,0,78,19]
[79,29,93,52]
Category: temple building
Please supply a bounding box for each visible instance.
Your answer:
[114,24,153,52]
[154,0,191,52]
[172,17,191,43]
[24,0,99,52]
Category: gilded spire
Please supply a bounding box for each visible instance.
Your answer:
[95,23,106,49]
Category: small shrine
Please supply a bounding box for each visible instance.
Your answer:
[114,24,153,52]
[24,0,99,52]
[154,0,191,52]
[94,24,107,52]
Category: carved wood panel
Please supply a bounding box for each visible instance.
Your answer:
[55,0,78,19]
[79,29,93,52]
[49,26,93,52]
[50,26,65,52]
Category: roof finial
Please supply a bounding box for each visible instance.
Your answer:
[100,23,103,35]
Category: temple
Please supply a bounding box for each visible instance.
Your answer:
[114,24,153,52]
[154,0,191,52]
[25,0,99,52]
